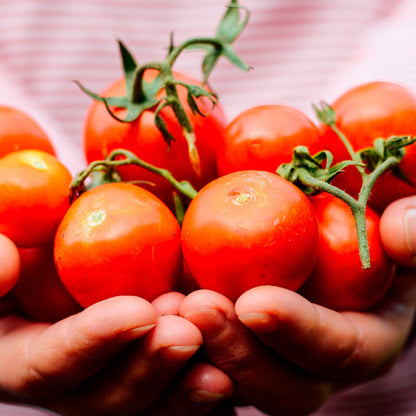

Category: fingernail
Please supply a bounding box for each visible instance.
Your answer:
[238,312,278,332]
[404,208,416,255]
[195,308,227,335]
[119,323,156,341]
[158,344,200,363]
[188,389,226,404]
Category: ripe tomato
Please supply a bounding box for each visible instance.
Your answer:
[319,81,416,212]
[300,193,394,311]
[216,105,322,176]
[54,182,182,307]
[0,106,55,157]
[0,150,72,247]
[14,245,81,322]
[0,233,20,297]
[83,70,227,208]
[181,170,320,301]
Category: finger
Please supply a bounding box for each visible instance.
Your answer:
[141,362,234,416]
[51,315,203,416]
[180,290,331,416]
[0,296,156,397]
[235,275,416,380]
[380,195,416,267]
[152,291,186,316]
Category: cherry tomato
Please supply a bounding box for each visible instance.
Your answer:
[300,193,394,311]
[83,70,227,208]
[14,245,81,322]
[216,105,322,176]
[0,234,20,297]
[181,170,320,301]
[0,106,55,157]
[0,150,72,247]
[54,182,182,307]
[319,81,416,212]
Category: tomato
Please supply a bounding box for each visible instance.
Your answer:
[319,81,416,212]
[54,182,182,307]
[0,234,20,297]
[216,105,322,176]
[300,193,394,311]
[14,245,81,322]
[0,106,55,157]
[181,170,320,301]
[0,150,72,247]
[83,70,227,208]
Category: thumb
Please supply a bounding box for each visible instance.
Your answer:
[380,195,416,267]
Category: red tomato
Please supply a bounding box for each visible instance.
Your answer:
[83,70,227,208]
[0,150,72,247]
[54,182,182,307]
[300,193,394,311]
[0,106,55,158]
[14,245,81,322]
[319,81,416,212]
[181,170,320,301]
[216,105,322,176]
[0,233,20,297]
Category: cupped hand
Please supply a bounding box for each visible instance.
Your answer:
[0,293,234,416]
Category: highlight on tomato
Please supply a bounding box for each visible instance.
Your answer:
[300,193,395,311]
[319,81,416,212]
[54,182,182,308]
[83,70,227,209]
[181,170,320,302]
[0,149,72,247]
[216,104,322,176]
[0,106,55,158]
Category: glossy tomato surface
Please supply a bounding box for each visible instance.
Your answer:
[300,193,394,311]
[319,81,416,212]
[54,182,182,307]
[181,170,320,301]
[83,70,227,208]
[216,104,322,176]
[0,233,20,297]
[0,150,72,247]
[0,106,55,157]
[14,245,82,322]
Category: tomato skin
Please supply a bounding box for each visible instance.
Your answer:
[300,193,394,311]
[181,170,320,302]
[0,234,20,297]
[0,106,55,157]
[54,182,182,307]
[319,81,416,212]
[216,105,322,176]
[14,245,82,322]
[0,150,72,247]
[83,70,227,208]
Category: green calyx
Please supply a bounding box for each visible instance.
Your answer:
[75,0,251,176]
[278,102,416,270]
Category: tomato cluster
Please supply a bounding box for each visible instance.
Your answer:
[0,78,414,323]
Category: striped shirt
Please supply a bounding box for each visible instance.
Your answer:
[1,1,416,415]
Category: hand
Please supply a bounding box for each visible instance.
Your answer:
[0,292,234,416]
[179,195,416,416]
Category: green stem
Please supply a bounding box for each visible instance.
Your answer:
[71,149,198,202]
[298,168,370,269]
[330,122,367,178]
[358,156,400,204]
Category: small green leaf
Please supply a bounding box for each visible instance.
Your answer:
[312,101,336,126]
[216,0,249,43]
[118,40,138,93]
